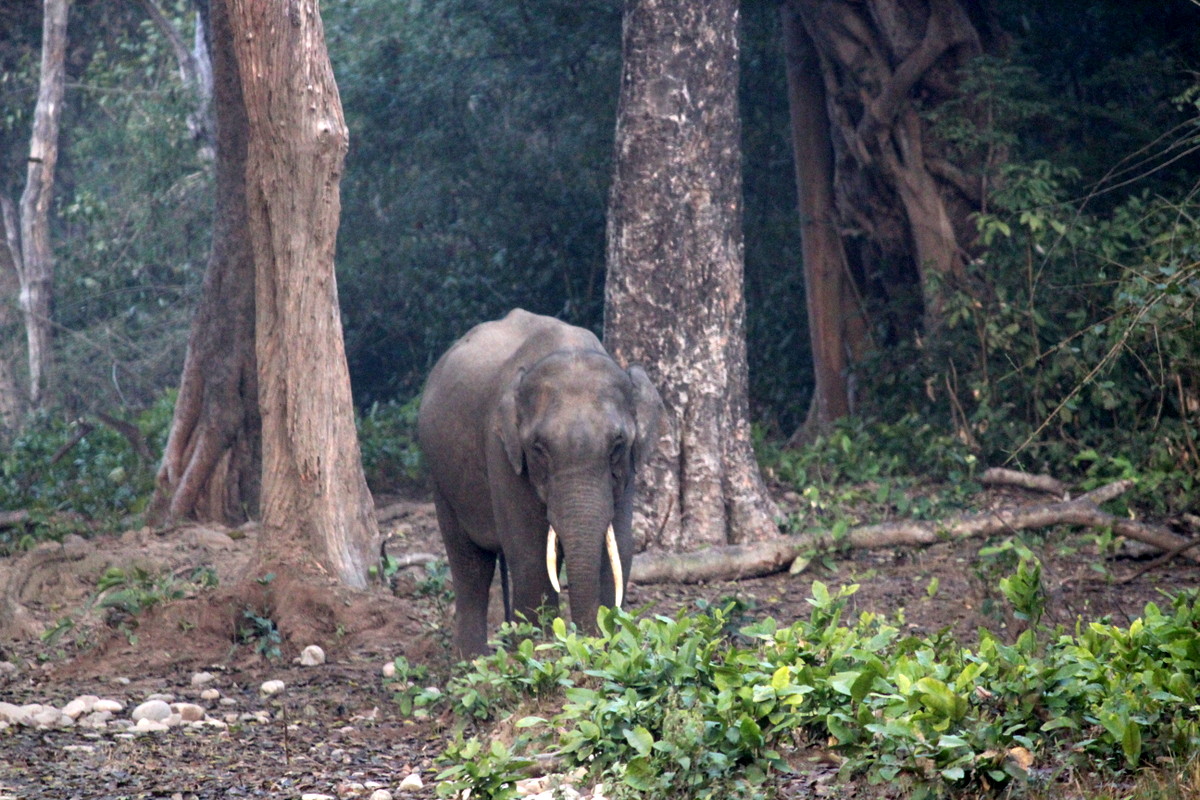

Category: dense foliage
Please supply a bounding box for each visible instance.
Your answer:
[0,0,1195,504]
[411,581,1200,799]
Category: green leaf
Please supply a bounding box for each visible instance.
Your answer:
[623,725,654,757]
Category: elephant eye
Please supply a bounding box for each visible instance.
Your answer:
[609,436,627,466]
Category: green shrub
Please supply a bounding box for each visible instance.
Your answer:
[431,579,1200,798]
[357,397,424,492]
[0,392,174,552]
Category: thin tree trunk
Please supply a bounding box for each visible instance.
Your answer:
[604,0,779,552]
[0,198,24,431]
[149,0,258,526]
[225,0,380,588]
[780,0,866,438]
[17,0,70,408]
[135,0,215,156]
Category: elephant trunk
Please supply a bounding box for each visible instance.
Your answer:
[546,476,619,634]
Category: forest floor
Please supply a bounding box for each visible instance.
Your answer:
[0,483,1196,799]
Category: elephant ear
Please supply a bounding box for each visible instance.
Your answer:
[628,365,665,468]
[497,367,527,475]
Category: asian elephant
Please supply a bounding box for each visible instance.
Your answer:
[417,309,664,658]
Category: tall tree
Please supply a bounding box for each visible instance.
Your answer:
[4,0,69,408]
[780,1,866,435]
[604,0,779,551]
[224,0,380,587]
[149,0,258,526]
[781,0,1004,431]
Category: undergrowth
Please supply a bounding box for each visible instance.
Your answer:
[416,580,1200,799]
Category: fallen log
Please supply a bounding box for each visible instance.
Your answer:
[630,478,1199,585]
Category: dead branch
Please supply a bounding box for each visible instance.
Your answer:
[94,411,154,462]
[979,467,1067,496]
[631,479,1199,585]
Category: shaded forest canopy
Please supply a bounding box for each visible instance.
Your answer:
[0,0,1197,493]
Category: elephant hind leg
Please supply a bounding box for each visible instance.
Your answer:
[433,491,496,658]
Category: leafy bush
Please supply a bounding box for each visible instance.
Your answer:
[357,396,424,492]
[431,581,1200,798]
[0,392,174,552]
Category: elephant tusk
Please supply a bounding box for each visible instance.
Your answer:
[546,526,561,593]
[606,525,624,609]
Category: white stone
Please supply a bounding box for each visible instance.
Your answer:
[381,661,397,679]
[191,671,216,686]
[32,707,71,728]
[134,717,170,733]
[94,699,125,713]
[62,745,95,754]
[301,795,336,800]
[172,702,206,722]
[62,695,99,719]
[200,688,221,701]
[398,773,424,792]
[0,661,18,676]
[0,702,29,725]
[370,791,393,800]
[131,699,172,722]
[79,711,113,729]
[219,697,238,707]
[299,645,326,666]
[146,692,176,703]
[260,679,285,695]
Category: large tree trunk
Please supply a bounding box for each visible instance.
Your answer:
[15,0,69,408]
[604,0,779,552]
[780,1,867,437]
[149,0,259,526]
[789,0,1001,340]
[225,0,380,588]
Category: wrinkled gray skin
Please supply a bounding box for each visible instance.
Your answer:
[418,309,664,658]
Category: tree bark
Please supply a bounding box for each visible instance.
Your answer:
[604,0,779,552]
[0,198,26,432]
[149,0,259,526]
[789,0,999,338]
[780,1,867,437]
[225,0,380,588]
[16,0,69,408]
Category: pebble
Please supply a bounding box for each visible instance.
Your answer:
[62,695,98,718]
[131,700,172,723]
[134,717,170,733]
[172,702,206,722]
[200,688,221,701]
[397,773,423,792]
[370,791,393,800]
[299,645,327,666]
[381,661,396,679]
[260,679,286,695]
[191,671,216,686]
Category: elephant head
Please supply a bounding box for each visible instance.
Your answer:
[497,348,663,631]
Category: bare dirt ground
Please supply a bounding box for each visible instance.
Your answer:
[0,485,1196,799]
